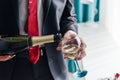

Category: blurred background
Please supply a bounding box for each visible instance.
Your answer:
[67,0,120,80]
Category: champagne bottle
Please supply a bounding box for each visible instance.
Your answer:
[0,34,62,55]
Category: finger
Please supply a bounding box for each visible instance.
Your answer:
[9,55,16,59]
[56,41,62,51]
[79,36,87,49]
[4,55,15,61]
[77,51,86,60]
[75,50,86,60]
[0,55,15,61]
[81,42,87,50]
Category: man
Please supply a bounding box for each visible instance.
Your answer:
[0,0,86,80]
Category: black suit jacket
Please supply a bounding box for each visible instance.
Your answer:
[42,0,78,35]
[0,0,19,36]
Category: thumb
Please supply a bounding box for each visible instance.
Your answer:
[56,37,68,51]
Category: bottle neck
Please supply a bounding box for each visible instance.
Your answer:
[31,35,54,47]
[30,33,62,47]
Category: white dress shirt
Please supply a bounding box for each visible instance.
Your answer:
[19,0,43,35]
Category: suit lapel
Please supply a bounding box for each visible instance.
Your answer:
[43,0,52,26]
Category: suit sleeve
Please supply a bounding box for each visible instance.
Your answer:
[60,0,78,35]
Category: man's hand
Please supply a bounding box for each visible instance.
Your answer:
[56,30,87,60]
[74,36,87,60]
[0,55,15,61]
[0,36,16,61]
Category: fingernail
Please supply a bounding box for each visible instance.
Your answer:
[12,55,16,57]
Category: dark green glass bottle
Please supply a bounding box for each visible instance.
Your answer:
[0,34,61,55]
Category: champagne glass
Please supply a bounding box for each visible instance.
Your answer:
[62,36,81,59]
[62,36,87,78]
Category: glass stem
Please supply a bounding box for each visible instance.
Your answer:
[74,60,81,72]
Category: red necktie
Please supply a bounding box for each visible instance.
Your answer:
[27,0,40,64]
